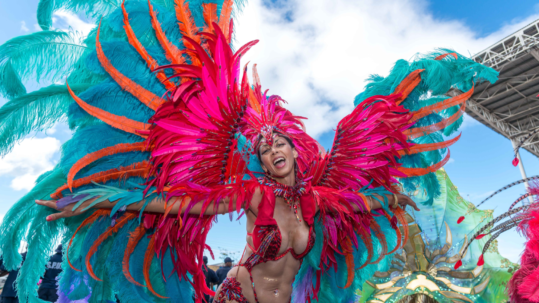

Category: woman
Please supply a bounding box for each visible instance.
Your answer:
[0,0,495,301]
[38,132,419,303]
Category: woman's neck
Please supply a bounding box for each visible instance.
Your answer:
[274,172,296,187]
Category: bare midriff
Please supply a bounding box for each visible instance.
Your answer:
[215,195,312,303]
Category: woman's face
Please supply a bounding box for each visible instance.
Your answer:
[258,136,298,177]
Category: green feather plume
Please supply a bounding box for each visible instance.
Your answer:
[0,168,66,271]
[0,30,87,98]
[0,83,91,156]
[0,61,26,98]
[37,0,55,30]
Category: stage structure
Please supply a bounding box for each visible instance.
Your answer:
[468,19,539,198]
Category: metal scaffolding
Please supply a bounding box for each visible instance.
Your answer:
[466,19,539,201]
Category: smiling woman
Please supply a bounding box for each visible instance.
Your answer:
[0,0,499,302]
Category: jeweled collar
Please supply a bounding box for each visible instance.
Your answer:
[258,175,308,222]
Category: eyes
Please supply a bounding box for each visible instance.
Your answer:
[260,143,285,155]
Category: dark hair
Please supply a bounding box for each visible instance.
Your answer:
[256,133,295,160]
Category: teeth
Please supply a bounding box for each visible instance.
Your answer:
[273,158,285,165]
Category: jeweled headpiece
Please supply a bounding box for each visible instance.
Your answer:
[240,67,321,171]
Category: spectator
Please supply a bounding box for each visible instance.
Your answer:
[201,256,218,302]
[38,245,63,302]
[0,251,27,303]
[216,257,233,286]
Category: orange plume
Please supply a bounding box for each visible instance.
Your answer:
[341,238,355,289]
[143,235,168,298]
[368,218,388,264]
[394,69,423,105]
[399,133,461,156]
[435,53,458,60]
[123,225,147,287]
[174,0,200,43]
[381,210,402,254]
[86,212,137,281]
[218,0,234,41]
[398,150,451,177]
[68,142,147,192]
[411,86,473,122]
[148,0,185,65]
[67,82,150,137]
[405,102,465,140]
[202,3,218,33]
[122,1,174,89]
[355,228,373,270]
[391,207,409,247]
[66,209,111,272]
[96,23,164,111]
[52,161,150,199]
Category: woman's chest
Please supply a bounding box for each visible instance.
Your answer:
[272,198,311,255]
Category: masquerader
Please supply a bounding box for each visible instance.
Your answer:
[0,0,497,302]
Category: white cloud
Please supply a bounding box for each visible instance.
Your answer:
[0,137,61,191]
[53,10,95,36]
[234,0,539,138]
[20,21,29,32]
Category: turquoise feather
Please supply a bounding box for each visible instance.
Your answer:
[0,61,26,98]
[16,205,64,303]
[0,31,87,97]
[0,84,91,156]
[0,168,66,270]
[37,0,54,30]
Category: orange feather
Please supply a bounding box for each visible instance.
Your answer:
[381,210,402,254]
[218,0,234,41]
[202,3,218,33]
[393,69,423,105]
[398,151,451,177]
[52,161,150,199]
[405,102,465,140]
[368,218,388,264]
[96,23,164,111]
[143,235,168,298]
[341,238,355,289]
[355,228,373,270]
[411,86,473,122]
[435,53,458,60]
[68,142,147,192]
[174,0,200,43]
[123,225,147,287]
[67,82,150,137]
[391,207,409,247]
[122,1,174,89]
[86,212,137,281]
[66,209,111,272]
[148,0,185,65]
[398,133,461,156]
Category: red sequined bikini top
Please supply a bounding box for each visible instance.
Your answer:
[244,178,317,266]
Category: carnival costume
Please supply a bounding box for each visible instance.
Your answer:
[0,0,497,302]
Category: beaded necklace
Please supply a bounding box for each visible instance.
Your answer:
[258,176,307,222]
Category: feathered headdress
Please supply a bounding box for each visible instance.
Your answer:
[240,67,322,172]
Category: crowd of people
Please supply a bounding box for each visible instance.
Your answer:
[0,248,235,303]
[202,257,235,303]
[0,245,62,303]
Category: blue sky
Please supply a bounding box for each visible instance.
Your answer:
[1,0,539,264]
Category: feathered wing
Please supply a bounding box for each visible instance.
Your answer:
[293,52,498,302]
[0,1,249,302]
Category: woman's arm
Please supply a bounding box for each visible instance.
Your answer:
[36,194,232,222]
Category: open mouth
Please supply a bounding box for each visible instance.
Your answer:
[273,157,286,169]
